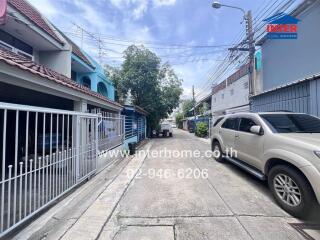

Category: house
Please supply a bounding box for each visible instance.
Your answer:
[67,38,115,101]
[195,94,212,117]
[0,0,124,237]
[0,0,120,113]
[122,105,148,150]
[251,0,320,115]
[211,64,250,118]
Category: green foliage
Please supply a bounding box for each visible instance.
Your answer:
[182,99,195,117]
[175,112,184,129]
[104,65,125,103]
[198,102,209,116]
[195,122,208,138]
[105,45,183,130]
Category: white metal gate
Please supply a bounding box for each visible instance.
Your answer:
[0,102,100,237]
[77,116,98,181]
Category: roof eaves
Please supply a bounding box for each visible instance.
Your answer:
[8,0,64,45]
[252,73,320,97]
[0,47,122,109]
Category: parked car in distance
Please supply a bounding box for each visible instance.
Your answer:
[160,122,173,137]
[211,112,320,218]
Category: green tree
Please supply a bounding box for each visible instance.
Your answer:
[175,112,184,129]
[104,64,125,104]
[112,45,183,131]
[182,99,195,117]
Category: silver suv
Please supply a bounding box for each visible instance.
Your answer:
[211,112,320,218]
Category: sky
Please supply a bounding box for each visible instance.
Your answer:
[26,0,295,100]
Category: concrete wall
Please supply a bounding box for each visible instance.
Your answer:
[211,74,249,115]
[261,2,320,91]
[39,50,72,78]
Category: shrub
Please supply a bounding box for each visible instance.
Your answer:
[195,122,208,138]
[175,113,184,129]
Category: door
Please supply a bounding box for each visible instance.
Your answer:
[235,117,264,169]
[219,118,239,152]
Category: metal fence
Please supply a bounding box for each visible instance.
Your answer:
[137,117,146,142]
[0,102,124,237]
[124,115,137,140]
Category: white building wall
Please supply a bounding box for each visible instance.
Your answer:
[211,74,249,116]
[39,50,72,77]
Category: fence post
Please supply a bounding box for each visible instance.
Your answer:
[95,116,99,170]
[75,115,80,181]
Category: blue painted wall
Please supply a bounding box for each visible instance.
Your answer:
[71,54,115,101]
[122,106,147,150]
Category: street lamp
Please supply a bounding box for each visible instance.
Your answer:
[211,1,256,96]
[212,1,246,16]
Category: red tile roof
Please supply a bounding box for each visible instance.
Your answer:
[0,47,122,109]
[8,0,64,45]
[66,37,95,69]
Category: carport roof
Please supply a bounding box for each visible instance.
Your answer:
[0,47,122,108]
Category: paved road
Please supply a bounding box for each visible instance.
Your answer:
[14,129,319,240]
[101,129,316,240]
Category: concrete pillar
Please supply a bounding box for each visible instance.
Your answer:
[74,99,87,113]
[73,99,88,180]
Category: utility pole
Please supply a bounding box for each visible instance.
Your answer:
[212,2,256,96]
[192,85,196,117]
[246,11,255,96]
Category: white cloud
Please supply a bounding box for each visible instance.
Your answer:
[27,0,57,18]
[153,0,176,7]
[132,0,149,20]
[109,0,149,20]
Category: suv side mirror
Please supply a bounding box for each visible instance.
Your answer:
[250,125,263,135]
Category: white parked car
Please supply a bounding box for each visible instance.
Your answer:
[160,122,173,137]
[211,112,320,218]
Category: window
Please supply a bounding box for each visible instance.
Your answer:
[260,114,320,133]
[239,118,257,133]
[71,71,77,81]
[221,118,239,130]
[230,89,234,96]
[81,76,91,89]
[97,82,108,97]
[213,117,224,127]
[0,30,33,55]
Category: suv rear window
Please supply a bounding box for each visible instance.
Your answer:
[221,118,239,130]
[260,114,320,133]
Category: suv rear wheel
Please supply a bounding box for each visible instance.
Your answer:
[268,165,317,218]
[212,141,224,162]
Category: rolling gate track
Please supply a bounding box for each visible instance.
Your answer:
[0,102,124,237]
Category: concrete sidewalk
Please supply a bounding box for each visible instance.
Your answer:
[11,142,152,240]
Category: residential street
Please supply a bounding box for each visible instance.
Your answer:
[14,129,320,240]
